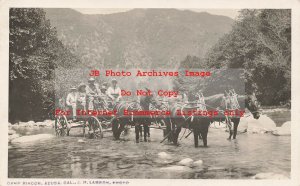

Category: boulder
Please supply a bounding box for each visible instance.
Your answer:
[9,133,20,142]
[158,152,172,159]
[8,129,16,135]
[178,158,193,166]
[253,172,289,179]
[43,120,54,127]
[11,134,54,144]
[160,166,192,172]
[192,160,203,167]
[247,115,276,133]
[238,117,249,133]
[272,121,291,136]
[77,139,86,143]
[118,164,134,169]
[18,121,33,127]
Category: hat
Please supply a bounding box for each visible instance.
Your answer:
[78,83,86,90]
[88,77,95,82]
[111,78,117,83]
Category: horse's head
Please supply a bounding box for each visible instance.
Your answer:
[140,88,161,109]
[245,93,260,119]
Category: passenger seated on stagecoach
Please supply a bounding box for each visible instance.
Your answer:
[178,91,188,103]
[107,79,122,107]
[66,86,78,121]
[77,83,87,112]
[86,77,102,110]
[100,82,108,95]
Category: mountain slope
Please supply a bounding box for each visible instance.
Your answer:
[45,8,234,68]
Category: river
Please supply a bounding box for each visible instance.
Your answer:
[8,109,290,179]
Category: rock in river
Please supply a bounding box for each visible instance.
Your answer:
[9,133,20,142]
[247,115,276,133]
[178,158,193,167]
[158,152,172,159]
[118,164,134,169]
[192,160,203,167]
[8,129,16,135]
[160,166,192,172]
[272,121,291,136]
[253,172,289,179]
[77,139,86,143]
[11,134,54,144]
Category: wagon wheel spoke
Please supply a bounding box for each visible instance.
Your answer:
[88,116,103,139]
[55,114,69,137]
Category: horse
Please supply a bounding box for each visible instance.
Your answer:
[164,92,260,147]
[110,100,153,143]
[133,89,169,142]
[203,92,260,140]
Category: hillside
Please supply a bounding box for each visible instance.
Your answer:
[45,8,234,69]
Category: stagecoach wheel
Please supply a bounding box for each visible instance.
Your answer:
[88,116,103,139]
[55,115,69,137]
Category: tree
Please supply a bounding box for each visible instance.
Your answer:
[204,9,291,106]
[9,8,79,123]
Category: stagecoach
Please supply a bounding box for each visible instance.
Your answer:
[54,88,260,148]
[54,95,113,139]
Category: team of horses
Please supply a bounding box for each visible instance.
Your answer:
[105,89,260,148]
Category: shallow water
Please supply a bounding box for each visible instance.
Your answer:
[8,110,290,179]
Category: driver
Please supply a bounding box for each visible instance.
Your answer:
[107,79,122,104]
[86,77,101,110]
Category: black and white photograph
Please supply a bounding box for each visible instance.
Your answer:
[1,0,300,185]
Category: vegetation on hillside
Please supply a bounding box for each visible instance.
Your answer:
[9,8,80,123]
[174,9,291,106]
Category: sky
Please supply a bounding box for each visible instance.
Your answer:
[74,9,240,19]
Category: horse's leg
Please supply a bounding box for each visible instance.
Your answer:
[165,119,172,142]
[143,124,149,142]
[198,132,202,139]
[233,118,240,139]
[173,126,181,145]
[135,124,140,143]
[118,123,125,137]
[227,118,233,140]
[147,123,150,137]
[112,118,119,140]
[200,125,209,147]
[139,125,143,137]
[193,128,199,148]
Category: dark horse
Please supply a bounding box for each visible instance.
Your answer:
[135,89,168,142]
[164,92,260,147]
[111,101,146,142]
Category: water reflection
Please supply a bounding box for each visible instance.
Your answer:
[8,112,291,179]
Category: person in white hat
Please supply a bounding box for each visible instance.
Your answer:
[66,86,78,121]
[107,79,122,104]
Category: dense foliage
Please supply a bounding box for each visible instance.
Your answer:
[175,9,291,106]
[9,8,79,123]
